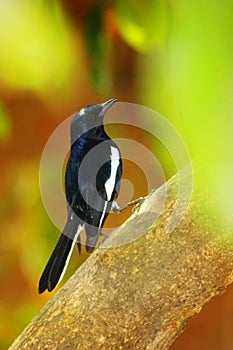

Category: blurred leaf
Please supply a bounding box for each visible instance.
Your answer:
[85,1,111,92]
[0,0,76,95]
[140,1,233,227]
[0,103,11,140]
[85,2,104,63]
[115,0,168,52]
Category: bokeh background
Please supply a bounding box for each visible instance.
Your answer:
[0,1,232,349]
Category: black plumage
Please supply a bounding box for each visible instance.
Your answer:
[38,99,122,293]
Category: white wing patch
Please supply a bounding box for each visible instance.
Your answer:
[96,147,120,232]
[98,201,108,232]
[105,146,120,201]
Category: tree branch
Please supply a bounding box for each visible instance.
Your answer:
[10,167,233,350]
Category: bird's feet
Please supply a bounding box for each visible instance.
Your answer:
[98,232,109,247]
[112,197,145,213]
[111,201,122,213]
[99,232,109,239]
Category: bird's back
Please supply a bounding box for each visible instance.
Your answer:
[65,128,121,224]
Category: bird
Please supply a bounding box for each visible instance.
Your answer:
[38,99,122,293]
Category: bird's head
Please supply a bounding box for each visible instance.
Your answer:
[71,99,117,143]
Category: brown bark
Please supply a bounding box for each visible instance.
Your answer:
[9,167,233,350]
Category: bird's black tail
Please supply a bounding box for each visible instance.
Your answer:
[38,222,82,294]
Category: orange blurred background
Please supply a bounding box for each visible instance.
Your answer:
[0,1,232,348]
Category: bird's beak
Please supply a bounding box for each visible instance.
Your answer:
[100,98,117,116]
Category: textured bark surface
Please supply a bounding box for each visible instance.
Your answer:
[9,168,233,350]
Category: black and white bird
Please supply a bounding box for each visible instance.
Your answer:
[38,99,122,293]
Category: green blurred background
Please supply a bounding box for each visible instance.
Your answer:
[0,1,232,349]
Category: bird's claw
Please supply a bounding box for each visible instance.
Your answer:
[111,201,122,213]
[112,197,145,213]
